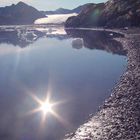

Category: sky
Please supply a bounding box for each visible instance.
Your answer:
[0,0,107,10]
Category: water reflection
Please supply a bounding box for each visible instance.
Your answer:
[0,26,127,140]
[0,26,127,57]
[0,29,45,47]
[0,26,68,47]
[66,29,127,55]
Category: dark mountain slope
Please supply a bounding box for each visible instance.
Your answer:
[0,2,45,25]
[65,3,105,27]
[65,0,140,28]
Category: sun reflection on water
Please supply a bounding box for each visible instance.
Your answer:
[40,100,53,115]
[27,91,69,127]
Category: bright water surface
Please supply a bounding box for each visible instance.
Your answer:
[0,26,127,140]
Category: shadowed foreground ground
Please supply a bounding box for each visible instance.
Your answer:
[65,29,140,140]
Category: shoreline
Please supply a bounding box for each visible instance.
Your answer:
[65,29,140,140]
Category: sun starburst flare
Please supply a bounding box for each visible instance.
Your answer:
[26,91,69,127]
[40,100,53,115]
[28,92,56,116]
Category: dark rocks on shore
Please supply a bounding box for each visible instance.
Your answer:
[65,0,140,28]
[0,2,45,25]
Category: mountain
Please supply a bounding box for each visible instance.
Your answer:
[41,3,93,15]
[65,3,105,27]
[65,0,140,28]
[41,8,72,15]
[0,2,45,25]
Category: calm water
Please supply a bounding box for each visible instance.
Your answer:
[0,26,127,140]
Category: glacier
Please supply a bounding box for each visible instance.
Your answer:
[34,13,77,24]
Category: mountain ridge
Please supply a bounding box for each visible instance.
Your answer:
[41,3,93,15]
[65,0,140,28]
[0,1,45,25]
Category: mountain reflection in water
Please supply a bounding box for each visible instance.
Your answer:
[0,26,127,56]
[66,29,127,56]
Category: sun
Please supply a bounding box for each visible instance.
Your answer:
[40,100,53,115]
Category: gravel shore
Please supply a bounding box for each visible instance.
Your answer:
[65,29,140,140]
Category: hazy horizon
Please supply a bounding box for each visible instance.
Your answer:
[0,0,107,10]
